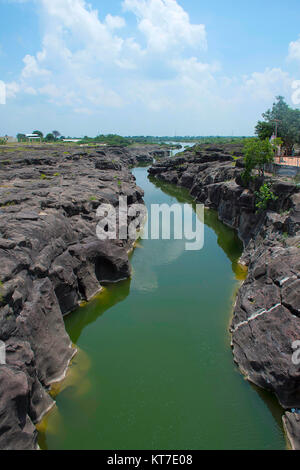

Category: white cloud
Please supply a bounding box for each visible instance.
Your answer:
[4,0,298,136]
[74,107,94,115]
[241,68,292,101]
[39,0,125,63]
[288,37,300,61]
[123,0,207,53]
[0,81,6,105]
[5,82,20,99]
[292,80,300,105]
[21,54,51,79]
[12,0,130,108]
[123,57,222,115]
[105,14,126,30]
[23,86,37,95]
[38,83,61,98]
[171,57,220,81]
[9,0,209,112]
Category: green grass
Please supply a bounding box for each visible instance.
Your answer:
[0,201,16,208]
[282,232,289,243]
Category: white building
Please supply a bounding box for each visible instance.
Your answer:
[25,134,42,142]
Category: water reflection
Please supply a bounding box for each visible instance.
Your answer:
[149,175,246,279]
[65,279,131,345]
[37,167,286,450]
[251,383,285,440]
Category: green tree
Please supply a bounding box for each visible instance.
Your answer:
[45,133,55,142]
[242,138,274,181]
[33,130,43,139]
[17,133,26,142]
[52,130,61,140]
[255,96,300,154]
[255,121,274,141]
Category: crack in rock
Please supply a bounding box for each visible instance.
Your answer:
[232,303,282,333]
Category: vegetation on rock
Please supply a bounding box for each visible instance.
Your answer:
[242,138,275,182]
[255,183,278,213]
[255,96,300,154]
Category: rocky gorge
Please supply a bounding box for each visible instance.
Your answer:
[0,143,170,450]
[1,140,300,450]
[149,145,300,450]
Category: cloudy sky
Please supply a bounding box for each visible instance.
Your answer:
[1,0,300,137]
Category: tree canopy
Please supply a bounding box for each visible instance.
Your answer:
[255,96,300,154]
[45,133,55,142]
[52,130,61,140]
[33,130,43,138]
[242,138,275,182]
[17,133,26,142]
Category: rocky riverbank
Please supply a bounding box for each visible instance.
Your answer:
[0,144,166,450]
[149,145,300,450]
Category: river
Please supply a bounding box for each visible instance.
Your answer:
[38,166,286,450]
[166,142,195,157]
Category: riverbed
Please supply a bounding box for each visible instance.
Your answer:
[38,166,286,450]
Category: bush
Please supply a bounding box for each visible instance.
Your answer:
[242,138,274,183]
[45,133,55,142]
[255,183,278,213]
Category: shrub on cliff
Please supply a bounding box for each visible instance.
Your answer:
[242,138,274,183]
[255,183,278,213]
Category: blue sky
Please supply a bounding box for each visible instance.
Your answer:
[1,0,300,137]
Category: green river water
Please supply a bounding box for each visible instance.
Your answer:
[38,166,286,450]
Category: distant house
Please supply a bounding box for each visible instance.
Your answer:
[6,136,17,143]
[63,139,81,143]
[0,135,17,143]
[25,134,42,142]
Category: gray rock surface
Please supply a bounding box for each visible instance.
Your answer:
[283,412,300,450]
[150,145,300,448]
[0,143,151,449]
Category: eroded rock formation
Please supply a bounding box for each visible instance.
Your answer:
[149,145,300,449]
[0,144,156,449]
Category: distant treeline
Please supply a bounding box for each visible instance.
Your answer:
[14,132,250,147]
[128,136,249,143]
[78,135,250,147]
[79,134,132,146]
